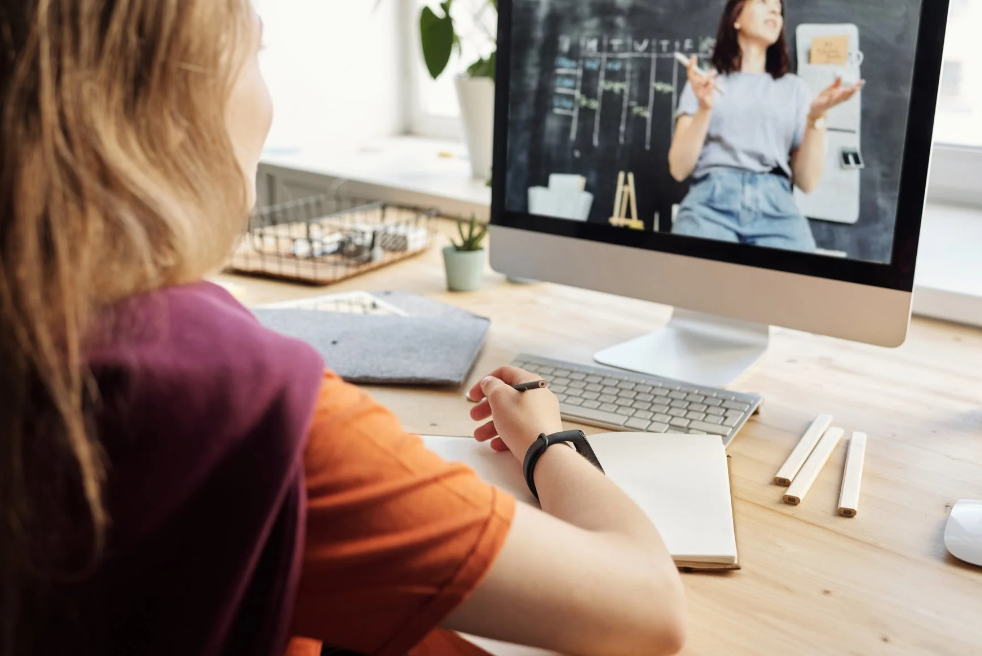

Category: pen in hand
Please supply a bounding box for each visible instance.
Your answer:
[512,380,548,392]
[466,379,548,402]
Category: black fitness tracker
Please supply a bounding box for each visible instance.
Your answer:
[523,429,605,499]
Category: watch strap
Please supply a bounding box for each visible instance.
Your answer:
[523,430,605,500]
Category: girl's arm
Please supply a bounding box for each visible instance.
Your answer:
[445,369,686,656]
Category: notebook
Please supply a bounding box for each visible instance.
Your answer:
[421,432,739,570]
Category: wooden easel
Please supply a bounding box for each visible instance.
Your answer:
[608,171,644,230]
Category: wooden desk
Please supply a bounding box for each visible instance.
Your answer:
[216,219,982,656]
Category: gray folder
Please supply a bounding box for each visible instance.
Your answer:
[252,291,490,386]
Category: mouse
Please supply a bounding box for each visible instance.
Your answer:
[944,499,982,567]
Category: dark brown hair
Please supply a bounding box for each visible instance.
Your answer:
[710,0,790,78]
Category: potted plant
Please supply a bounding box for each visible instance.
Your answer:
[443,215,488,291]
[419,0,496,180]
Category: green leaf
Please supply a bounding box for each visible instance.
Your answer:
[472,223,489,248]
[420,7,454,80]
[466,51,496,79]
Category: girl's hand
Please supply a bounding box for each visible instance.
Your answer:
[686,55,718,111]
[467,366,564,463]
[809,77,865,122]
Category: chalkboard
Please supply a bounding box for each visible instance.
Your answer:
[502,0,925,263]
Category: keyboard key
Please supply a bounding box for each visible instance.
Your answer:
[652,404,671,415]
[585,375,603,383]
[668,408,688,418]
[635,410,654,420]
[599,394,617,404]
[603,385,621,396]
[723,401,751,412]
[586,383,603,392]
[678,386,699,394]
[725,409,743,418]
[569,381,587,389]
[555,394,568,403]
[582,400,601,409]
[602,377,619,386]
[618,390,637,400]
[626,418,651,430]
[600,403,619,413]
[704,415,724,425]
[667,429,685,434]
[652,388,670,397]
[706,407,725,416]
[686,394,706,403]
[723,415,741,428]
[538,366,555,375]
[688,420,732,436]
[553,377,571,387]
[670,400,690,410]
[635,384,653,393]
[632,400,651,411]
[653,413,673,424]
[563,405,627,427]
[566,397,584,406]
[582,391,600,401]
[649,421,670,433]
[617,381,636,390]
[615,407,636,417]
[704,398,723,407]
[566,388,583,398]
[669,391,687,400]
[686,411,707,421]
[552,385,567,395]
[689,402,707,412]
[569,372,586,381]
[636,393,654,402]
[669,417,691,428]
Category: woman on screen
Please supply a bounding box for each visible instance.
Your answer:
[668,0,863,252]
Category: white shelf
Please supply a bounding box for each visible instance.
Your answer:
[260,136,491,220]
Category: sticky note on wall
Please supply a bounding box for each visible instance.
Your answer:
[810,35,850,65]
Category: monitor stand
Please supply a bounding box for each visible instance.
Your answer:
[593,309,770,388]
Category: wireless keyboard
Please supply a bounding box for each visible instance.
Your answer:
[510,354,762,447]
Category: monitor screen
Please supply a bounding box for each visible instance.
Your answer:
[497,0,945,278]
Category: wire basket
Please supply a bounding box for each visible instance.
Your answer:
[226,192,437,285]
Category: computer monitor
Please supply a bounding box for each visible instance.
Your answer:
[489,0,948,387]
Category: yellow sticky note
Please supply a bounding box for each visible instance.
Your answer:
[810,35,850,66]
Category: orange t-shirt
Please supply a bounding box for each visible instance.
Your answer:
[286,371,516,656]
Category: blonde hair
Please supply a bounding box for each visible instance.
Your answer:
[0,1,256,651]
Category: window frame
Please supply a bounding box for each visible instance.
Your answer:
[928,144,982,207]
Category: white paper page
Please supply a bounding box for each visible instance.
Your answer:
[421,433,737,564]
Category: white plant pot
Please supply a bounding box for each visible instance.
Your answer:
[454,75,495,181]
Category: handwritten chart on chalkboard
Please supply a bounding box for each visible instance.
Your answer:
[549,35,715,150]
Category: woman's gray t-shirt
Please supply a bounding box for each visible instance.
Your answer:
[676,72,813,179]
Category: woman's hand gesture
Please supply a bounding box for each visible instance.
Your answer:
[810,77,865,121]
[686,55,718,111]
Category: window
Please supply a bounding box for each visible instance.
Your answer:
[409,0,496,138]
[933,0,982,148]
[939,61,963,99]
[404,2,981,204]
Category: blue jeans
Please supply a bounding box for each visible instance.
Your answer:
[673,170,817,252]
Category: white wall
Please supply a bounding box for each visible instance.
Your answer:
[255,0,406,150]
